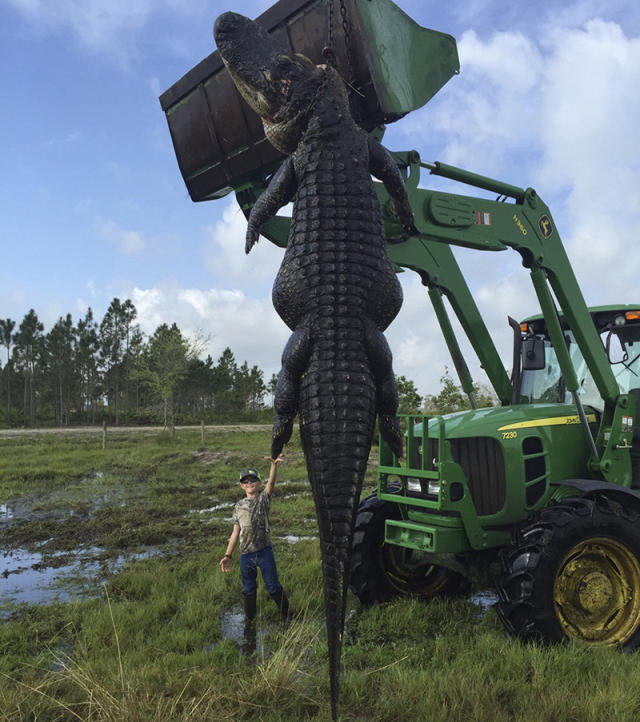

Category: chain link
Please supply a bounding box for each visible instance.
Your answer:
[338,0,354,86]
[323,0,353,83]
[323,0,335,66]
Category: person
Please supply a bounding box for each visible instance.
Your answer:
[219,455,291,624]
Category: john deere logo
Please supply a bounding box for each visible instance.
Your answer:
[538,215,553,238]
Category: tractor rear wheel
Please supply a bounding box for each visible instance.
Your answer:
[349,491,469,604]
[495,496,640,647]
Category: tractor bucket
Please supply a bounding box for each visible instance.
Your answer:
[159,0,459,201]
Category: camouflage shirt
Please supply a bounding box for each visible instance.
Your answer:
[232,490,272,554]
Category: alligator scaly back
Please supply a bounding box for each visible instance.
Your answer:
[214,13,415,719]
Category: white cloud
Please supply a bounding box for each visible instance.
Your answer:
[129,283,289,378]
[5,0,264,65]
[203,198,285,290]
[7,0,153,61]
[390,16,640,366]
[96,219,145,255]
[45,131,83,148]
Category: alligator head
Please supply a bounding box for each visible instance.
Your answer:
[214,11,328,154]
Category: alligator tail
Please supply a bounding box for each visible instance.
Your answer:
[297,327,377,720]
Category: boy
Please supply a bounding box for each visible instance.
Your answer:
[219,455,291,623]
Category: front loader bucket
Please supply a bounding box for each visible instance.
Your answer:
[159,0,459,202]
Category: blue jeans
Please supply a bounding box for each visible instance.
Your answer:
[240,545,282,596]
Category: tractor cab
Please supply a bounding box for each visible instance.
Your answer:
[519,306,640,409]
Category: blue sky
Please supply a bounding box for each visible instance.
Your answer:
[2,0,639,397]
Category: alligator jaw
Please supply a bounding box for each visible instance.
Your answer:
[214,12,283,120]
[214,11,324,153]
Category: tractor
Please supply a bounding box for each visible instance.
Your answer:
[160,0,640,647]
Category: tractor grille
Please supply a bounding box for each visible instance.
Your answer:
[417,437,506,515]
[450,437,506,515]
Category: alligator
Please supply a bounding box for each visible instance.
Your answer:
[214,12,415,719]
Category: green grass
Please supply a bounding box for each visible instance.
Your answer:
[2,429,640,720]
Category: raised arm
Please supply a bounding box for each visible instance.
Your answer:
[264,454,284,496]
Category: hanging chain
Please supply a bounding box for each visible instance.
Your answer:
[323,0,353,82]
[320,0,362,117]
[323,0,336,66]
[338,0,354,88]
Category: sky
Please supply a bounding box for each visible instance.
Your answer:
[2,0,639,398]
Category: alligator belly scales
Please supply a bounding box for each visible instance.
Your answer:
[215,12,415,719]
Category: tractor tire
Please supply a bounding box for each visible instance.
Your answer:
[495,496,640,648]
[349,490,469,604]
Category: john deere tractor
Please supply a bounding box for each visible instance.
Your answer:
[160,0,640,647]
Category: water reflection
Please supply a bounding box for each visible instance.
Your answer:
[0,545,160,610]
[217,604,269,657]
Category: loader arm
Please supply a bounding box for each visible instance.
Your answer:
[236,149,632,485]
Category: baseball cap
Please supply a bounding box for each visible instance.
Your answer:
[239,468,261,483]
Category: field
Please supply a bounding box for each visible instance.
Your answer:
[2,428,640,720]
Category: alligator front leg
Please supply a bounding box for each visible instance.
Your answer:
[365,319,403,458]
[271,325,311,458]
[368,135,417,234]
[245,157,297,254]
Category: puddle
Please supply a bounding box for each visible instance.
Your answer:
[278,534,317,544]
[50,640,75,672]
[0,474,136,530]
[470,588,498,611]
[216,604,269,657]
[199,502,235,513]
[0,545,161,610]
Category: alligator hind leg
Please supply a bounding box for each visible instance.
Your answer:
[364,320,403,459]
[272,325,311,458]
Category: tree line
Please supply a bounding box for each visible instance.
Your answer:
[0,300,497,429]
[0,299,274,428]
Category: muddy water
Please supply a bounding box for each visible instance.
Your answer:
[0,473,166,611]
[0,545,161,609]
[470,588,499,611]
[217,604,270,657]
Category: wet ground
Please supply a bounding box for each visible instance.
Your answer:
[0,471,220,612]
[1,545,159,607]
[1,469,498,631]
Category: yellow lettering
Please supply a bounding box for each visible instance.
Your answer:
[513,214,527,236]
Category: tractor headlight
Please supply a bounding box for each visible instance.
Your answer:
[406,478,440,498]
[427,480,441,496]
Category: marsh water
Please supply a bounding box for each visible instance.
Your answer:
[0,471,219,611]
[1,470,497,631]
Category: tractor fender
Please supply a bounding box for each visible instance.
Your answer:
[553,478,640,512]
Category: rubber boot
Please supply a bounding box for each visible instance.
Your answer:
[242,594,257,657]
[270,588,291,621]
[243,593,257,621]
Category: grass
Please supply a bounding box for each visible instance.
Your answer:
[2,429,640,720]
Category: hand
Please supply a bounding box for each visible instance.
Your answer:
[220,556,232,572]
[265,454,284,465]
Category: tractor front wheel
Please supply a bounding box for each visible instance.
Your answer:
[495,496,640,647]
[349,491,469,604]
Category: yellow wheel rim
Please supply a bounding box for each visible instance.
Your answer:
[382,545,445,596]
[554,536,640,645]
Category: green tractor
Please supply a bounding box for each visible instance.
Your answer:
[351,292,640,646]
[347,150,640,648]
[160,0,640,647]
